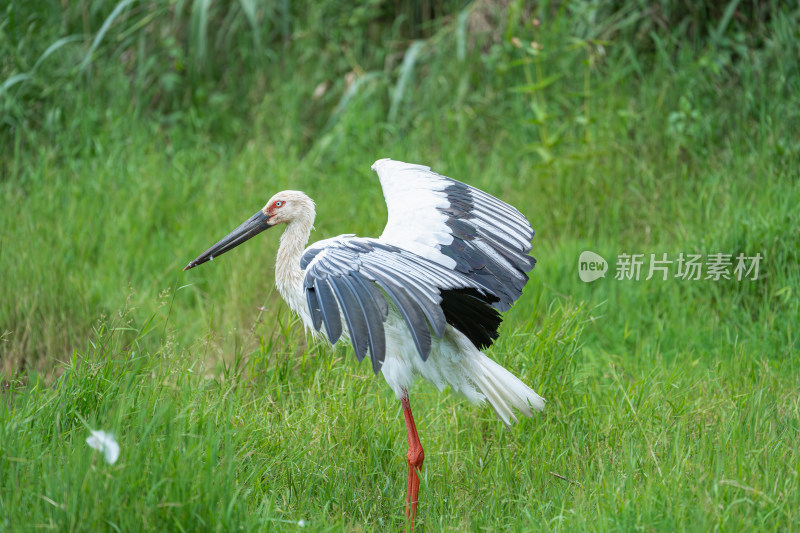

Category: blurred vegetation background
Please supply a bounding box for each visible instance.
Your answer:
[3,0,796,372]
[1,1,799,529]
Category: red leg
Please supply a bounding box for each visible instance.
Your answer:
[401,394,424,528]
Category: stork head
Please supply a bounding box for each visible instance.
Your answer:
[261,190,316,227]
[183,190,315,271]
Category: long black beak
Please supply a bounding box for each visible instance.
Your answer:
[183,210,273,271]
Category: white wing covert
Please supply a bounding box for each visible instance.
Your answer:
[372,159,536,312]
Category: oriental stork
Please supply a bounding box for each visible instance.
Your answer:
[183,159,544,525]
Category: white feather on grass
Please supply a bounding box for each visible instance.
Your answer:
[86,430,120,464]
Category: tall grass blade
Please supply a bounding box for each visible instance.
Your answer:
[79,0,136,72]
[456,9,469,62]
[711,0,743,44]
[2,35,86,94]
[324,71,383,133]
[0,73,31,93]
[191,0,213,74]
[36,35,87,71]
[238,0,262,51]
[388,40,424,123]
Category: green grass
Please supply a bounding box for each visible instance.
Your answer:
[2,1,800,531]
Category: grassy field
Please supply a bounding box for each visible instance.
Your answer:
[2,1,799,530]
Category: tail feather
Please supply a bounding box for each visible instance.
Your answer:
[472,354,545,426]
[472,371,516,424]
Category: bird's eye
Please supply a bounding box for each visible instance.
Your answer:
[275,201,283,207]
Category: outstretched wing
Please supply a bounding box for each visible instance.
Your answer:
[301,236,493,373]
[372,159,536,312]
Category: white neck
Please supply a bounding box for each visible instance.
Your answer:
[275,218,313,314]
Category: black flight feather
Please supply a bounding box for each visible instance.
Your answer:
[440,288,502,349]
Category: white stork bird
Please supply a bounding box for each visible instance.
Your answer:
[184,159,544,524]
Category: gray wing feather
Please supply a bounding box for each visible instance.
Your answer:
[328,276,369,361]
[314,278,342,344]
[370,275,432,361]
[366,262,447,337]
[306,287,322,331]
[341,274,386,372]
[350,271,389,318]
